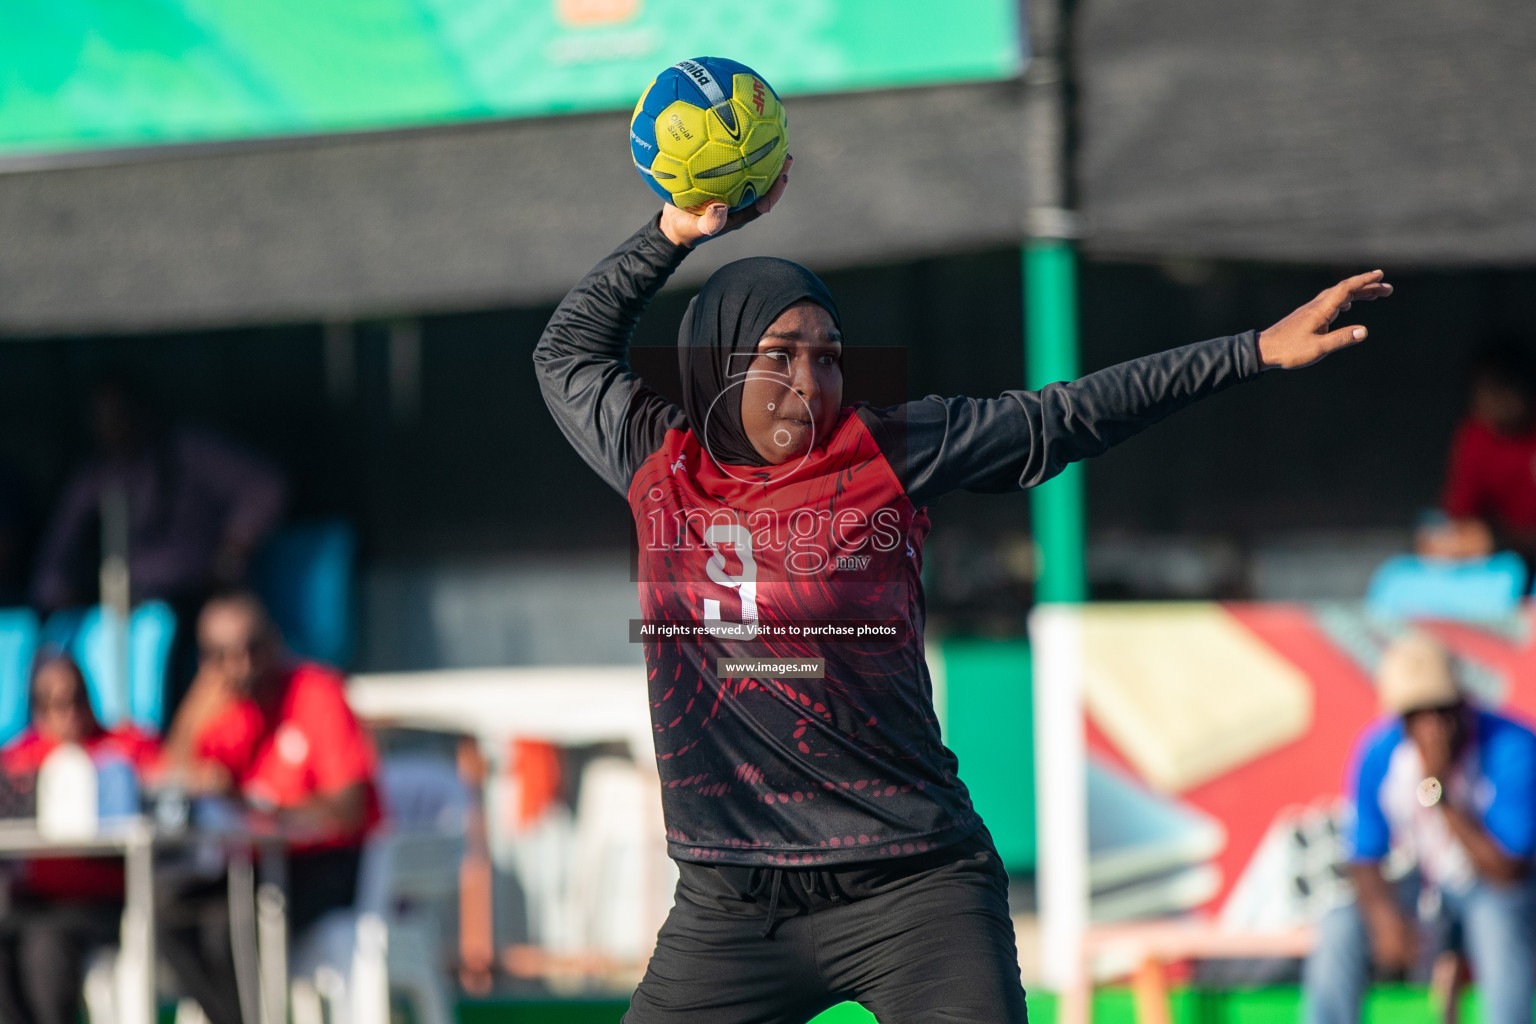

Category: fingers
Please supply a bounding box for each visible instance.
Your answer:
[1319,270,1392,307]
[1346,283,1392,306]
[1308,272,1392,341]
[1320,323,1369,353]
[726,205,762,231]
[691,154,794,239]
[697,203,729,237]
[1341,268,1386,290]
[755,154,793,214]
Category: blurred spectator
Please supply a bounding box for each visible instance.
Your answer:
[154,591,380,1024]
[0,459,31,607]
[30,376,287,612]
[0,651,158,1024]
[1303,634,1536,1024]
[1418,343,1536,564]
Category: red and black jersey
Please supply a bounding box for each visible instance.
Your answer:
[631,409,964,862]
[536,218,1264,866]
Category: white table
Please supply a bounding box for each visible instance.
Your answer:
[0,817,290,1024]
[0,818,158,1024]
[347,666,654,757]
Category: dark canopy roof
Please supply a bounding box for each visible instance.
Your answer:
[0,83,1027,337]
[5,0,1534,337]
[1075,0,1536,266]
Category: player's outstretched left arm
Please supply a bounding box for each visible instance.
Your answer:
[870,270,1396,506]
[658,156,793,248]
[1257,270,1393,369]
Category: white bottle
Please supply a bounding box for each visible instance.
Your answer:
[37,743,99,841]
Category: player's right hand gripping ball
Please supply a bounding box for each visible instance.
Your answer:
[630,57,788,214]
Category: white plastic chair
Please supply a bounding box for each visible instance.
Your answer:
[567,756,674,966]
[82,949,118,1024]
[80,898,165,1024]
[289,755,468,1024]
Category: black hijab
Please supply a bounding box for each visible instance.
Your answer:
[679,257,841,467]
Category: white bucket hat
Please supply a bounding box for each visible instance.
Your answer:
[1376,633,1460,715]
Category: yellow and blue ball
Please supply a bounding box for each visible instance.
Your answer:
[630,57,788,214]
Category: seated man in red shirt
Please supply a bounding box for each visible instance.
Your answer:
[1419,343,1536,563]
[155,591,380,1024]
[0,651,158,1024]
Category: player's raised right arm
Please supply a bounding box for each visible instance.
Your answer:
[534,159,793,495]
[533,219,691,496]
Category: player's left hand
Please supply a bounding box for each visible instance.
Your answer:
[1257,270,1393,369]
[659,155,792,248]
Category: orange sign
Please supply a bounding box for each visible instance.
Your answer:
[555,0,640,27]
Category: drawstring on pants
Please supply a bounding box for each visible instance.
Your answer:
[740,866,849,939]
[760,870,785,938]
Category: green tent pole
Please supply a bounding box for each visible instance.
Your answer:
[1023,239,1086,603]
[1021,0,1085,605]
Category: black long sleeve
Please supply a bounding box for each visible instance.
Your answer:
[857,332,1265,508]
[538,222,1264,506]
[534,218,691,497]
[538,225,1272,868]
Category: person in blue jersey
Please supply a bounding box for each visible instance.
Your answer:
[537,158,1393,1023]
[1304,633,1536,1024]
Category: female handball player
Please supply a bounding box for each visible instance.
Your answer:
[535,157,1391,1023]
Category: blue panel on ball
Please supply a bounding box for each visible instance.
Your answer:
[730,181,758,213]
[641,74,679,118]
[630,107,659,169]
[639,170,673,203]
[632,73,684,203]
[665,68,710,111]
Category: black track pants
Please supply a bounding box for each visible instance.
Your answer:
[624,828,1029,1024]
[0,900,120,1024]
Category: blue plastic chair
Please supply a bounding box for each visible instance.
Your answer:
[0,608,40,745]
[47,602,176,732]
[251,519,356,668]
[38,607,86,652]
[1365,552,1528,621]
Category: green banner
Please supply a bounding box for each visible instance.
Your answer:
[0,0,1021,156]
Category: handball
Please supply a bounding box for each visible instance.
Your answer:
[630,57,788,214]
